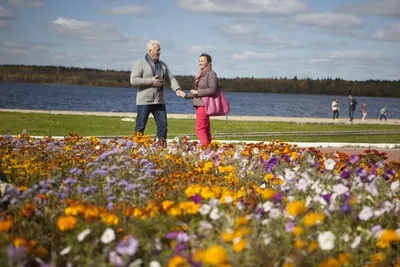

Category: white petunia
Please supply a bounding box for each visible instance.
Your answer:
[269,208,282,219]
[333,184,349,195]
[252,147,259,155]
[341,233,350,242]
[236,201,245,210]
[101,228,116,244]
[262,233,272,245]
[350,235,362,249]
[263,201,274,212]
[391,180,399,191]
[358,206,374,221]
[318,231,336,250]
[60,246,71,256]
[324,158,336,170]
[261,219,270,225]
[209,208,222,221]
[209,198,220,208]
[129,259,143,267]
[77,229,91,242]
[149,261,162,267]
[296,178,308,192]
[199,204,212,215]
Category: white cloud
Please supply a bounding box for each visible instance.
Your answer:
[340,0,400,18]
[218,23,294,46]
[326,50,383,61]
[185,45,218,54]
[231,51,276,60]
[0,6,15,19]
[372,22,400,41]
[102,5,148,16]
[7,0,45,8]
[176,0,308,15]
[50,17,123,42]
[295,12,362,28]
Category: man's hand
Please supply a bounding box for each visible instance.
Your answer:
[176,89,186,98]
[152,75,163,87]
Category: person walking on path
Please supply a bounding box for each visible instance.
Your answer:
[183,53,218,146]
[130,40,185,142]
[331,98,339,119]
[361,103,367,121]
[348,95,357,122]
[380,106,388,121]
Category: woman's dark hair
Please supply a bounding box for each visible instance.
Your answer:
[200,53,212,64]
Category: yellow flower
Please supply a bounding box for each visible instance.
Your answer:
[13,237,27,248]
[162,200,174,211]
[168,206,183,217]
[65,203,85,216]
[292,226,304,236]
[303,212,325,227]
[179,201,200,214]
[233,238,246,252]
[307,241,319,253]
[259,188,277,200]
[84,205,100,221]
[234,227,252,238]
[200,187,217,199]
[376,229,400,248]
[220,231,234,242]
[291,152,298,160]
[0,220,13,232]
[234,216,248,226]
[264,173,274,181]
[294,240,305,249]
[100,212,119,225]
[370,252,385,264]
[57,215,78,231]
[168,255,189,267]
[319,258,341,267]
[287,201,306,216]
[202,245,228,266]
[338,252,352,266]
[203,162,214,173]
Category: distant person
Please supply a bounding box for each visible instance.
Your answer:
[331,98,339,119]
[361,103,367,121]
[380,106,388,121]
[183,53,218,146]
[130,40,185,142]
[348,94,357,122]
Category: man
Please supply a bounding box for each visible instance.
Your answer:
[130,40,185,142]
[380,106,388,121]
[348,94,357,122]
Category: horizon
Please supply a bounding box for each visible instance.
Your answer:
[2,64,400,82]
[0,0,399,80]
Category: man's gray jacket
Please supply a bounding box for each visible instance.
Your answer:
[130,58,181,105]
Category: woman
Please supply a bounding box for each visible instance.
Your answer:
[184,53,218,146]
[331,98,339,119]
[361,103,367,121]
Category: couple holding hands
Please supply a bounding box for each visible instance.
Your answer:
[130,40,218,146]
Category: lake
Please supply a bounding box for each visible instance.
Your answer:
[0,82,399,119]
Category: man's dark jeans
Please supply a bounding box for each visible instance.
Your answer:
[135,104,167,140]
[348,108,354,121]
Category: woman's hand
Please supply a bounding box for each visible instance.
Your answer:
[190,89,198,95]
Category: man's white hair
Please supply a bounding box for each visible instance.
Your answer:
[146,40,160,52]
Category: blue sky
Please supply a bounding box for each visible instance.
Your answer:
[0,0,399,80]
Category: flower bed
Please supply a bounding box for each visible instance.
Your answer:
[0,133,399,267]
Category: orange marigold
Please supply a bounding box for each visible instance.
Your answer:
[57,215,78,231]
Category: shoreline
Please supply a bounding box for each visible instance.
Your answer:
[1,108,399,125]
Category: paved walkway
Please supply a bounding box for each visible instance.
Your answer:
[1,108,399,125]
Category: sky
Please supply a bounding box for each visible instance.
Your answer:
[0,0,399,81]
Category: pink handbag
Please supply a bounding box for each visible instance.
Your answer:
[202,89,230,116]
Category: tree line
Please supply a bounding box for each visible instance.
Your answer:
[0,64,399,98]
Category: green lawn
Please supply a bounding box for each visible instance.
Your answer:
[1,112,400,143]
